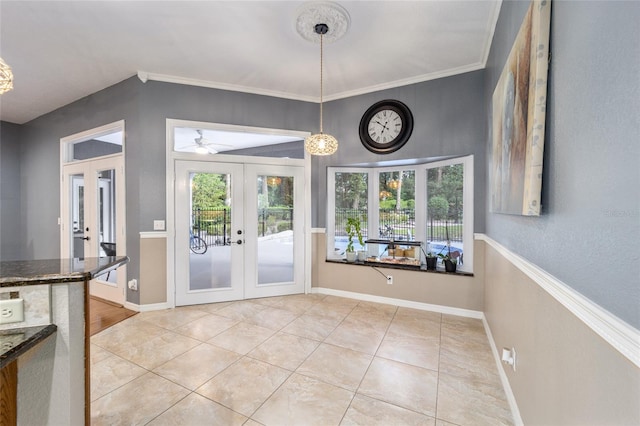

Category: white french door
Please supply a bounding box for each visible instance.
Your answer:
[61,156,126,304]
[175,160,305,305]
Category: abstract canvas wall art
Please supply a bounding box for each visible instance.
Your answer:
[491,0,551,216]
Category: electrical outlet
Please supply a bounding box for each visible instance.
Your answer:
[128,279,138,291]
[153,220,165,231]
[0,298,25,324]
[386,275,393,285]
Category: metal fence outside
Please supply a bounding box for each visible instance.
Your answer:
[192,207,293,246]
[334,208,462,242]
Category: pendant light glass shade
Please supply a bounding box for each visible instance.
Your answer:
[305,23,338,156]
[305,133,338,155]
[0,57,14,95]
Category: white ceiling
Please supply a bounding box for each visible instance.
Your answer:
[0,1,501,125]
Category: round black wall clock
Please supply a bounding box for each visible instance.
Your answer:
[359,99,414,154]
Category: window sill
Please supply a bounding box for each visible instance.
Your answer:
[325,258,474,277]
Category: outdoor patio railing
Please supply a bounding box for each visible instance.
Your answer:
[334,208,462,242]
[192,207,293,246]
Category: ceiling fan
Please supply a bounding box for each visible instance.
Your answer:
[189,129,233,154]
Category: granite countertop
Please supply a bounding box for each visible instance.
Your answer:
[0,256,129,287]
[0,324,58,368]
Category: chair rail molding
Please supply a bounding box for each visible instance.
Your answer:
[475,233,640,368]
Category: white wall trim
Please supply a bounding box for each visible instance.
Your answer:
[123,301,170,312]
[311,228,326,233]
[476,233,640,368]
[139,231,167,239]
[312,287,483,319]
[482,316,524,426]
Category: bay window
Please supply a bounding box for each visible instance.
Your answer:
[327,155,473,272]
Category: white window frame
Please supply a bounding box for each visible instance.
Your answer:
[327,155,473,272]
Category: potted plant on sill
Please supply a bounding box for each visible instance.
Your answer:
[345,217,365,263]
[438,253,457,272]
[425,251,438,270]
[437,241,457,272]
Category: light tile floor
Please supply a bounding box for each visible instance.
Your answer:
[91,294,513,426]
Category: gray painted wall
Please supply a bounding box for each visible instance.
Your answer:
[9,77,316,304]
[315,70,487,230]
[485,1,640,328]
[0,122,22,260]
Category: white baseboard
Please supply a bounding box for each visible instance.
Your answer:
[482,316,524,426]
[311,287,483,319]
[476,233,640,368]
[123,301,170,312]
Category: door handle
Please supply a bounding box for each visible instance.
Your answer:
[82,236,91,241]
[236,239,243,245]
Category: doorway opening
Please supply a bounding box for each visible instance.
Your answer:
[60,121,126,305]
[167,119,311,307]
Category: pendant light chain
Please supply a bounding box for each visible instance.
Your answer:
[303,22,338,156]
[319,32,324,133]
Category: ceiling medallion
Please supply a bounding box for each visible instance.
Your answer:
[295,1,351,44]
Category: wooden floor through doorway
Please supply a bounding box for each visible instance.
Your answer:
[90,296,137,336]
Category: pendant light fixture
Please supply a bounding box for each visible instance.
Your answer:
[304,23,338,156]
[0,57,14,95]
[296,2,350,156]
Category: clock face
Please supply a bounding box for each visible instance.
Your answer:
[359,100,414,154]
[368,109,403,144]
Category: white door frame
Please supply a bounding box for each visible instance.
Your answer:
[60,121,126,305]
[166,119,311,308]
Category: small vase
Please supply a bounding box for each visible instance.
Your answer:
[345,251,357,263]
[444,259,457,273]
[357,250,366,262]
[425,257,437,270]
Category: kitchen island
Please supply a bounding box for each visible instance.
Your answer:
[0,256,128,426]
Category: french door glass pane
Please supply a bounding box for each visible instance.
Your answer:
[71,174,85,259]
[189,172,232,290]
[97,168,117,283]
[257,175,294,284]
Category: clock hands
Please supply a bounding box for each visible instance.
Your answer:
[375,120,391,135]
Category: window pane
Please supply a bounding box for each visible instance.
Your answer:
[69,131,123,161]
[378,170,415,242]
[426,163,464,263]
[334,172,368,254]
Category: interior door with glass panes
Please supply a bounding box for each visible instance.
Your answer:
[175,161,245,305]
[244,164,304,299]
[61,156,126,304]
[174,160,305,305]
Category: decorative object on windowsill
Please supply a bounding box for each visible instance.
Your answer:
[438,240,458,273]
[297,2,350,156]
[425,253,437,271]
[0,57,14,95]
[345,217,364,263]
[359,99,414,154]
[439,254,457,273]
[490,0,550,216]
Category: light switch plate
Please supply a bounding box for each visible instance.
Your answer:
[0,298,25,324]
